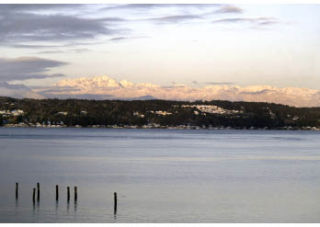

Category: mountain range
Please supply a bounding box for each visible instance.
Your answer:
[1,75,320,107]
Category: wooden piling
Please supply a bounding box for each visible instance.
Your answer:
[37,182,40,202]
[67,186,70,202]
[32,188,36,203]
[56,185,59,201]
[15,183,18,200]
[114,192,117,214]
[74,186,77,202]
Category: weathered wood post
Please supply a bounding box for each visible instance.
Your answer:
[56,185,59,201]
[32,188,36,203]
[74,186,78,202]
[15,183,18,200]
[114,192,117,214]
[67,186,70,202]
[37,182,40,202]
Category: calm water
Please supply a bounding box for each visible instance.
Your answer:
[0,128,320,223]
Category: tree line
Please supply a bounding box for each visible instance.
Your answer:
[0,97,320,129]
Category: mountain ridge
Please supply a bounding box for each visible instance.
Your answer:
[36,75,320,107]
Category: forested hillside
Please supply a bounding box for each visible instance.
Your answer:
[0,97,320,129]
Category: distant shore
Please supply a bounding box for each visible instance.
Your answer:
[1,123,320,131]
[1,97,320,131]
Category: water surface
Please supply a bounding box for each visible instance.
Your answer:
[0,128,319,222]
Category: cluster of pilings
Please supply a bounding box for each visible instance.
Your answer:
[15,182,118,213]
[54,185,77,203]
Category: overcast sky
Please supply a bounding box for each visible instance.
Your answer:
[1,4,320,89]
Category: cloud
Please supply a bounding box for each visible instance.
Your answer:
[205,82,235,85]
[0,5,127,48]
[0,57,67,81]
[11,40,114,50]
[101,4,221,11]
[192,81,235,86]
[0,4,276,48]
[215,5,243,14]
[0,82,44,99]
[109,37,130,42]
[101,4,170,11]
[146,14,202,23]
[0,4,84,12]
[10,44,64,49]
[36,48,90,54]
[138,4,244,24]
[0,13,123,44]
[30,75,320,107]
[212,17,279,26]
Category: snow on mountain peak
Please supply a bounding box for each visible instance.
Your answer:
[47,75,320,107]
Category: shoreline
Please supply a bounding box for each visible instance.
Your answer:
[1,124,320,131]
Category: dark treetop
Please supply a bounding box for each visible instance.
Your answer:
[0,97,320,129]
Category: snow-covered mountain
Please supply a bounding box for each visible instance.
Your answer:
[33,75,320,107]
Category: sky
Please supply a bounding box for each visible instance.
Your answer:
[0,3,320,106]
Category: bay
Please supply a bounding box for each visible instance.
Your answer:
[0,128,319,223]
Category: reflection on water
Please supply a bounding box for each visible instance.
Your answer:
[32,202,36,215]
[67,201,70,215]
[74,201,77,214]
[0,128,320,222]
[55,201,58,216]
